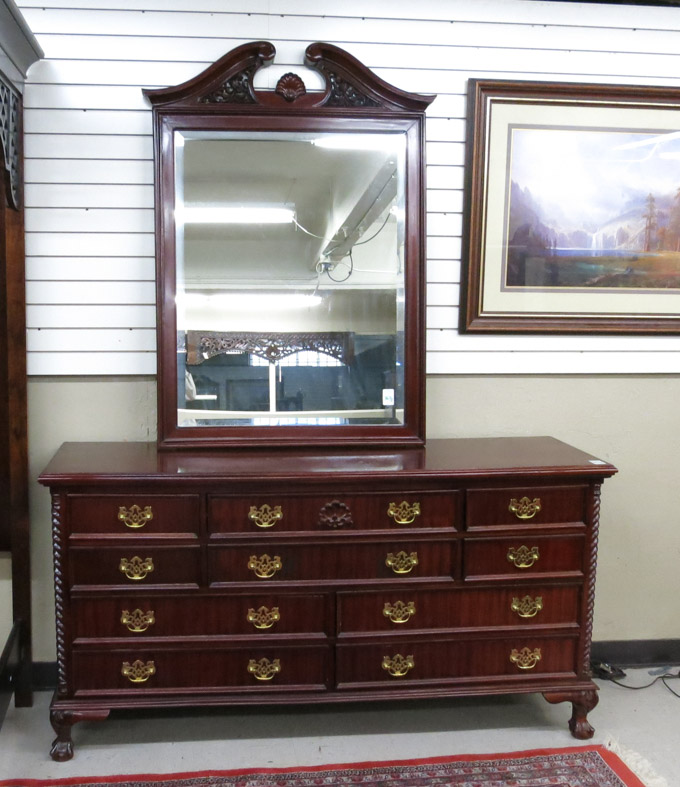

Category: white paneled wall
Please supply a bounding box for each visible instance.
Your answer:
[18,0,680,376]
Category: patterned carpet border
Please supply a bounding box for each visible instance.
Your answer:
[0,745,647,787]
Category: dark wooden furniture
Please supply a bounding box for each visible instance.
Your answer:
[39,436,616,760]
[0,0,42,723]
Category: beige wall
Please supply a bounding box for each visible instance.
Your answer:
[21,374,680,661]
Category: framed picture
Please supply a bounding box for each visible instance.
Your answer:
[460,80,680,332]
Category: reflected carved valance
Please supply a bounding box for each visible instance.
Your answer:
[186,331,354,366]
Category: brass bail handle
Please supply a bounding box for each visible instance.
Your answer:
[118,504,153,529]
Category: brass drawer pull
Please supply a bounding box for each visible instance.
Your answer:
[387,501,421,525]
[119,556,154,581]
[248,504,283,529]
[121,659,156,683]
[509,497,541,520]
[247,606,281,629]
[118,504,153,529]
[507,545,539,569]
[383,600,416,624]
[248,554,282,579]
[510,647,542,670]
[385,551,418,574]
[247,657,281,681]
[382,653,414,677]
[121,608,155,632]
[511,595,543,618]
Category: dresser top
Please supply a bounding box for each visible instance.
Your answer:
[39,437,616,487]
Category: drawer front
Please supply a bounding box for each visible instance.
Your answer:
[336,636,577,686]
[337,585,581,634]
[68,494,200,536]
[69,546,201,588]
[71,594,328,638]
[71,645,330,693]
[208,492,458,534]
[208,541,455,584]
[466,486,587,529]
[464,535,585,579]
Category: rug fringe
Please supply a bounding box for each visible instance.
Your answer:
[604,735,669,787]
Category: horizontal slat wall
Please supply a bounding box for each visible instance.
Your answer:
[18,0,680,376]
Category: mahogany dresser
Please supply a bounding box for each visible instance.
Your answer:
[39,436,616,760]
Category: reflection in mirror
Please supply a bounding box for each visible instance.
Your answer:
[174,130,406,428]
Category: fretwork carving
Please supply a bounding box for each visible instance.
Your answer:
[320,67,379,107]
[199,67,257,104]
[0,73,21,209]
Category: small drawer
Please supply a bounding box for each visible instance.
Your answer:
[464,535,585,580]
[208,540,456,584]
[67,494,200,536]
[466,486,587,529]
[68,545,201,588]
[337,585,581,634]
[71,593,328,639]
[70,645,330,693]
[336,635,578,687]
[208,492,458,534]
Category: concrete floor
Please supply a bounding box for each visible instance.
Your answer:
[0,670,678,785]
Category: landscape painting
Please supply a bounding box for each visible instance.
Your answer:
[505,126,680,292]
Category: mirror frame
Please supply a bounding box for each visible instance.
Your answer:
[144,41,434,449]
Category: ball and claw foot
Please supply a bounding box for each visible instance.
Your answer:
[543,690,598,740]
[50,708,110,761]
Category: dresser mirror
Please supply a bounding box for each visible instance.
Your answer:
[145,42,434,448]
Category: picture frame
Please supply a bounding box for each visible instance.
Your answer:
[460,79,680,333]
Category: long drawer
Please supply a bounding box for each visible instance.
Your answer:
[207,540,456,584]
[71,594,328,639]
[67,494,201,536]
[71,645,330,693]
[208,492,459,533]
[337,585,580,633]
[336,635,578,686]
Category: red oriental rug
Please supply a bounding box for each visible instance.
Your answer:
[0,746,648,787]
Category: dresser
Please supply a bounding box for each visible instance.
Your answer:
[39,436,616,760]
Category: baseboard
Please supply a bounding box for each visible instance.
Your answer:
[30,640,680,693]
[591,639,680,668]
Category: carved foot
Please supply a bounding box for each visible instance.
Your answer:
[543,690,599,740]
[50,708,110,761]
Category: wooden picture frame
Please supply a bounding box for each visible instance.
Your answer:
[461,79,680,333]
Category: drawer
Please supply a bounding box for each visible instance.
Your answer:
[68,494,200,536]
[70,645,330,693]
[337,585,581,634]
[466,486,587,529]
[336,635,578,686]
[68,545,201,588]
[71,593,328,639]
[208,491,458,534]
[208,540,456,584]
[464,535,585,580]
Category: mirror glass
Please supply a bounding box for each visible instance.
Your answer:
[174,129,407,428]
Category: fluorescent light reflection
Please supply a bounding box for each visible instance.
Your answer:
[312,134,400,151]
[178,206,296,224]
[183,292,322,311]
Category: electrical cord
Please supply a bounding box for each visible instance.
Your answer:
[604,670,680,698]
